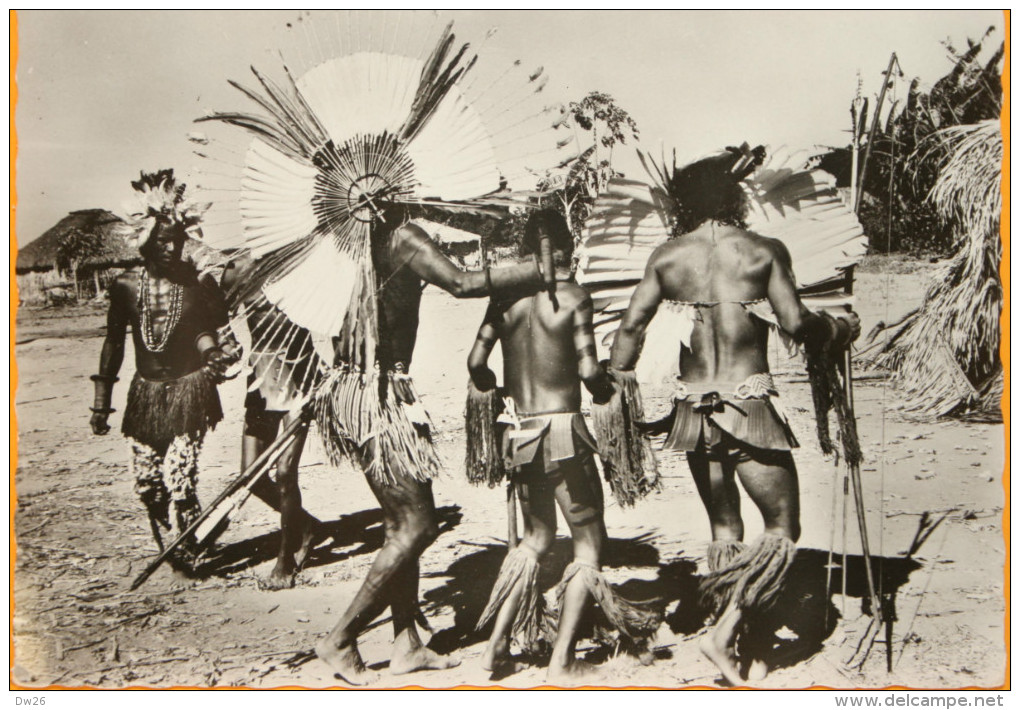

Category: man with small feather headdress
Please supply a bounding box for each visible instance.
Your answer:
[89,170,239,575]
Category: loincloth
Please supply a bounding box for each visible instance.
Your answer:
[122,369,223,454]
[656,373,798,455]
[498,399,597,476]
[314,365,441,485]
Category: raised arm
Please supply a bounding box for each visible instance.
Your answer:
[392,223,543,299]
[91,276,131,434]
[609,253,665,371]
[766,239,858,350]
[467,303,500,391]
[574,293,614,403]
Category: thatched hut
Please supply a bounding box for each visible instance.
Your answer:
[16,209,138,304]
[872,119,1003,419]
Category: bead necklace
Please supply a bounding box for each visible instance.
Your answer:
[138,271,184,353]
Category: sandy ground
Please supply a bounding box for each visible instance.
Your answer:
[12,259,1006,689]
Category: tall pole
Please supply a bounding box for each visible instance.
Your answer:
[854,53,899,213]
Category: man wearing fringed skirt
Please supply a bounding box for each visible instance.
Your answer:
[312,207,549,685]
[90,170,236,574]
[466,210,661,684]
[608,149,859,685]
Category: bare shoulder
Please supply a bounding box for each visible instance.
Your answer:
[557,282,593,311]
[751,233,792,265]
[197,272,228,303]
[646,238,688,272]
[393,221,432,246]
[110,269,139,299]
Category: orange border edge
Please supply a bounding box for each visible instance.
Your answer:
[998,7,1010,695]
[3,6,1011,693]
[10,7,19,693]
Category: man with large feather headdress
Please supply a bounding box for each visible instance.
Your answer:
[89,170,238,574]
[582,145,864,684]
[196,16,568,683]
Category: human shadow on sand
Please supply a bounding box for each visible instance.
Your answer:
[728,547,922,677]
[194,505,463,579]
[419,533,675,656]
[417,535,921,677]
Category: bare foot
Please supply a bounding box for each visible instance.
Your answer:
[481,637,510,673]
[259,564,297,591]
[747,658,768,682]
[546,659,600,687]
[294,521,322,570]
[390,645,461,675]
[699,635,743,686]
[314,639,379,686]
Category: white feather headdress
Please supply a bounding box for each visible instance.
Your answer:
[192,14,571,390]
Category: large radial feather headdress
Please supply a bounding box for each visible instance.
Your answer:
[193,12,570,384]
[577,144,869,351]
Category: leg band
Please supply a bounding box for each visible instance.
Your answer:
[699,534,797,614]
[476,545,546,653]
[555,560,662,644]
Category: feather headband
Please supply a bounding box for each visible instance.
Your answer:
[120,169,210,248]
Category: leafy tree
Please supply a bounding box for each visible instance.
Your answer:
[418,92,640,259]
[56,227,108,300]
[538,91,640,239]
[818,29,1003,255]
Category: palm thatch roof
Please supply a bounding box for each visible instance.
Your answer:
[16,209,136,273]
[870,119,1003,419]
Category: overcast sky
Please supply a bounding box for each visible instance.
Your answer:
[13,9,1004,244]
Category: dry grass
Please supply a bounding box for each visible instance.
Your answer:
[872,120,1003,418]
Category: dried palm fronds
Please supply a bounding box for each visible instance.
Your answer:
[872,120,1003,418]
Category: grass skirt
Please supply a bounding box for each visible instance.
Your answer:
[315,367,441,486]
[122,369,222,455]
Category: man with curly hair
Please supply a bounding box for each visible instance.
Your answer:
[609,148,860,684]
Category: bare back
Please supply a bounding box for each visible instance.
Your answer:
[610,221,816,384]
[496,283,589,414]
[655,223,775,382]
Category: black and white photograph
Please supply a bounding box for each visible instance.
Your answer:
[11,9,1008,691]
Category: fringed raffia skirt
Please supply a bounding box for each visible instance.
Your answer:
[122,369,223,454]
[315,366,442,486]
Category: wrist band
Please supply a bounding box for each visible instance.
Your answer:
[484,266,494,296]
[89,407,116,414]
[90,374,119,383]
